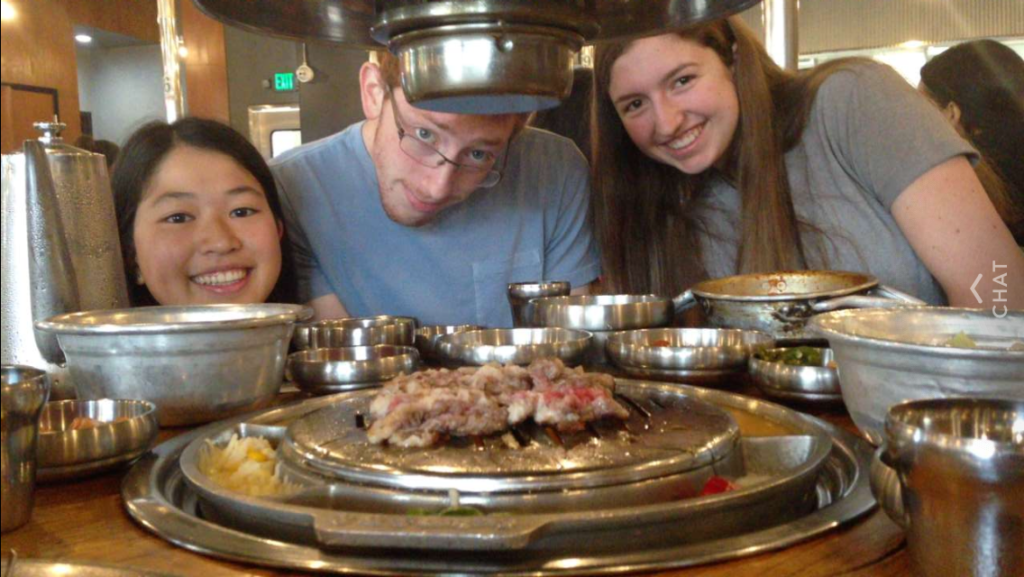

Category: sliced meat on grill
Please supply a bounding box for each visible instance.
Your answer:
[366,358,629,447]
[366,386,509,448]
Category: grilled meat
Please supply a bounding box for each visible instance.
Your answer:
[367,359,629,447]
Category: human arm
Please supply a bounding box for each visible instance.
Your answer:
[892,156,1024,309]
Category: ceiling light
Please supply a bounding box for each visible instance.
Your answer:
[1,1,16,22]
[900,40,926,50]
[75,34,94,44]
[176,36,188,59]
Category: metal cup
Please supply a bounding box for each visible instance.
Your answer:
[1,365,51,533]
[507,281,570,328]
[882,398,1024,577]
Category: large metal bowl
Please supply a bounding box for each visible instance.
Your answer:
[293,316,417,350]
[809,307,1024,445]
[37,399,159,482]
[749,348,842,406]
[436,328,592,366]
[287,346,420,395]
[35,304,311,427]
[415,325,482,362]
[607,329,773,380]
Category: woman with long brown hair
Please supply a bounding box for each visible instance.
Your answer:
[592,17,1023,309]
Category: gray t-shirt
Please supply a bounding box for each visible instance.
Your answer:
[695,61,976,305]
[270,123,601,327]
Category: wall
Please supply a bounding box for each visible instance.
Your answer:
[65,0,160,43]
[180,0,230,122]
[224,25,301,138]
[1,0,82,145]
[299,43,370,143]
[76,44,166,145]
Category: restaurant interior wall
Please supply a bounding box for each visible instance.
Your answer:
[223,25,301,139]
[179,0,230,123]
[1,0,82,153]
[297,44,369,144]
[76,43,165,146]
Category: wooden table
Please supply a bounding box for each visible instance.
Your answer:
[1,387,913,576]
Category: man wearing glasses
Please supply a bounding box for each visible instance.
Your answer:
[270,52,600,326]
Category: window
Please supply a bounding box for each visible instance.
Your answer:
[270,130,302,158]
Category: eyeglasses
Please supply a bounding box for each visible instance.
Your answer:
[388,90,509,189]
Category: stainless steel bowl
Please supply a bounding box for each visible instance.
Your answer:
[532,294,673,331]
[35,304,311,427]
[415,325,482,362]
[880,398,1024,577]
[810,307,1024,445]
[37,399,159,482]
[607,328,774,380]
[287,346,421,395]
[436,328,592,366]
[748,348,842,406]
[294,316,417,350]
[508,281,571,328]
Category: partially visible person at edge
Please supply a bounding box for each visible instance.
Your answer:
[112,118,299,307]
[530,67,595,163]
[919,39,1024,245]
[269,51,600,327]
[591,16,1024,310]
[75,135,121,170]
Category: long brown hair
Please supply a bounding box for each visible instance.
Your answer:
[592,17,869,295]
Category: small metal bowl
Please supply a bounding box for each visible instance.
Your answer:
[531,294,673,331]
[607,328,774,380]
[36,399,159,482]
[287,346,421,395]
[436,328,592,366]
[415,325,482,362]
[293,316,417,350]
[748,347,842,406]
[508,281,571,327]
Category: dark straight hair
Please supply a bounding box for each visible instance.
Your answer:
[111,117,299,306]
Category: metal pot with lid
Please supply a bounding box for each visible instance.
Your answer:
[672,270,924,340]
[1,120,130,399]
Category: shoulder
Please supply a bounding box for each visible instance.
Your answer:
[813,59,919,106]
[269,122,364,173]
[509,127,590,186]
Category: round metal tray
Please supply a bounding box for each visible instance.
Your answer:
[122,382,877,575]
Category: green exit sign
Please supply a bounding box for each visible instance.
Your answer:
[274,73,296,92]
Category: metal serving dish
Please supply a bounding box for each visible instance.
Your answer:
[507,281,570,328]
[749,348,842,406]
[414,325,482,363]
[810,307,1024,445]
[178,380,830,551]
[35,304,311,427]
[286,346,420,395]
[607,328,774,381]
[532,295,674,365]
[293,316,417,350]
[37,399,158,482]
[123,381,876,574]
[436,328,591,366]
[673,271,924,340]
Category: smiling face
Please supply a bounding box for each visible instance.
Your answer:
[365,88,519,227]
[609,34,740,175]
[131,145,283,305]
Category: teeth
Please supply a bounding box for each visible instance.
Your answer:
[193,269,247,286]
[668,124,703,150]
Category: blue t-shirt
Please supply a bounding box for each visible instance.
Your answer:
[270,123,601,328]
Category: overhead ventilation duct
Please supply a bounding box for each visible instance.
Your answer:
[192,0,764,114]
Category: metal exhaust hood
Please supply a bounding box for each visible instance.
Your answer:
[192,0,763,114]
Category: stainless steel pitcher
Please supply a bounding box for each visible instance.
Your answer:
[1,119,130,399]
